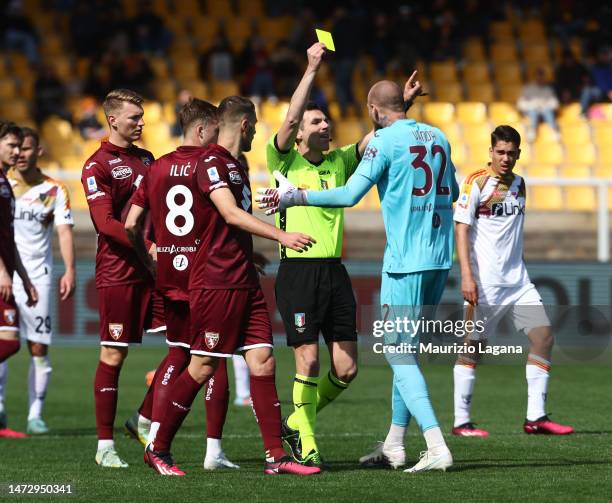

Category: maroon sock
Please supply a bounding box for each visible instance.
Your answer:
[0,339,20,363]
[138,356,168,420]
[152,347,189,423]
[204,358,229,439]
[94,361,121,440]
[250,374,284,460]
[153,369,203,452]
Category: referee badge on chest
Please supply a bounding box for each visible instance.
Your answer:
[108,323,123,340]
[294,313,306,333]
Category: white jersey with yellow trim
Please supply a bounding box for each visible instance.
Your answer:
[8,169,73,284]
[453,167,529,287]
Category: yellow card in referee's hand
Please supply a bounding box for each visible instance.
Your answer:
[315,29,335,51]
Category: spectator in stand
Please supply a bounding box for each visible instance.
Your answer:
[130,0,171,55]
[517,68,561,142]
[555,49,590,104]
[390,5,421,77]
[171,89,193,137]
[580,47,612,116]
[240,33,276,101]
[369,13,393,76]
[116,52,154,98]
[288,8,317,54]
[2,0,39,64]
[204,31,234,82]
[77,97,107,140]
[34,64,71,125]
[270,40,300,98]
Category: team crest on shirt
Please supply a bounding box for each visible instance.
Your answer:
[4,309,16,325]
[320,179,328,190]
[205,331,219,349]
[108,323,124,340]
[229,171,242,184]
[294,313,306,333]
[0,184,10,198]
[141,156,152,166]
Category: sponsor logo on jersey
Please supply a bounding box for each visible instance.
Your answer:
[226,163,236,168]
[108,323,123,340]
[87,191,106,201]
[207,167,220,183]
[363,145,378,160]
[229,171,242,184]
[204,156,216,163]
[0,184,10,198]
[318,170,331,175]
[491,202,525,217]
[172,254,189,271]
[111,166,133,179]
[86,176,98,193]
[205,331,219,349]
[108,158,122,165]
[156,245,197,254]
[294,313,306,333]
[3,309,16,325]
[85,161,98,170]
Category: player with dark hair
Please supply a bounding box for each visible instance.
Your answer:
[0,121,38,438]
[81,88,156,468]
[6,127,75,435]
[452,125,573,437]
[125,98,240,469]
[144,96,320,477]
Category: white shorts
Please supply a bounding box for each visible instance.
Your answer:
[466,282,550,340]
[13,281,52,345]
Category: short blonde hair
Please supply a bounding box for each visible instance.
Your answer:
[103,89,144,118]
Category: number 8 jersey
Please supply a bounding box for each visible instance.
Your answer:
[131,145,209,301]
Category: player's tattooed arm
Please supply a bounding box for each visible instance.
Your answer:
[124,204,156,277]
[210,187,315,252]
[14,244,38,307]
[56,224,76,301]
[276,42,327,152]
[455,223,478,305]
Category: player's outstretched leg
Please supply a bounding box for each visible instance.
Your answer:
[204,359,239,470]
[360,376,407,469]
[244,347,320,476]
[523,330,573,435]
[452,354,489,437]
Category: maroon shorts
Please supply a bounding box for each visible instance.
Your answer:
[0,295,19,332]
[190,287,273,358]
[164,297,191,349]
[145,289,167,334]
[98,284,151,346]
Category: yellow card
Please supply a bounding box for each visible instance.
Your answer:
[315,29,335,51]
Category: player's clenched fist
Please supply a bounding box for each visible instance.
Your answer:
[279,232,316,253]
[307,42,326,71]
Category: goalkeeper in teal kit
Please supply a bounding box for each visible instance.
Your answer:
[257,78,459,473]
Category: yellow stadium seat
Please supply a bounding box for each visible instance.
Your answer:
[463,124,491,144]
[561,123,591,145]
[430,62,458,83]
[0,79,17,100]
[405,102,423,122]
[518,19,546,42]
[206,0,232,17]
[334,120,365,148]
[143,102,163,124]
[260,17,292,42]
[441,123,461,145]
[463,62,490,84]
[498,84,523,103]
[565,186,596,211]
[557,103,584,125]
[533,143,564,164]
[594,103,612,121]
[594,165,612,178]
[559,165,592,178]
[489,21,514,41]
[65,180,87,211]
[523,43,550,64]
[239,0,263,16]
[56,154,83,172]
[150,57,169,78]
[260,101,289,129]
[154,81,177,102]
[0,98,31,122]
[597,145,612,164]
[42,117,76,157]
[423,102,455,126]
[565,144,597,165]
[534,123,560,145]
[527,165,558,178]
[141,122,171,146]
[490,43,518,63]
[466,143,491,165]
[528,185,563,210]
[210,81,239,102]
[178,80,208,100]
[173,58,199,81]
[463,38,485,62]
[593,124,612,146]
[494,63,523,85]
[489,102,521,123]
[434,82,463,103]
[449,144,467,166]
[40,35,63,57]
[465,82,496,103]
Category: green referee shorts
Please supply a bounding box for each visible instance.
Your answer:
[275,258,357,347]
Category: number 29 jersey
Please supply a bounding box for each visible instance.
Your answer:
[356,119,459,274]
[131,145,208,301]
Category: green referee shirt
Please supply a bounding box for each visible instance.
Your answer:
[266,135,360,259]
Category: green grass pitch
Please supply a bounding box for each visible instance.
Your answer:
[1,345,611,502]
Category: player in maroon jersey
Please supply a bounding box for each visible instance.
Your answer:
[0,121,38,438]
[125,97,240,469]
[81,89,156,468]
[143,96,319,476]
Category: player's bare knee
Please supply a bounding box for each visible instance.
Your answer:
[529,326,554,353]
[99,346,128,367]
[248,352,276,376]
[188,355,217,383]
[335,362,357,383]
[28,341,48,357]
[294,343,319,376]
